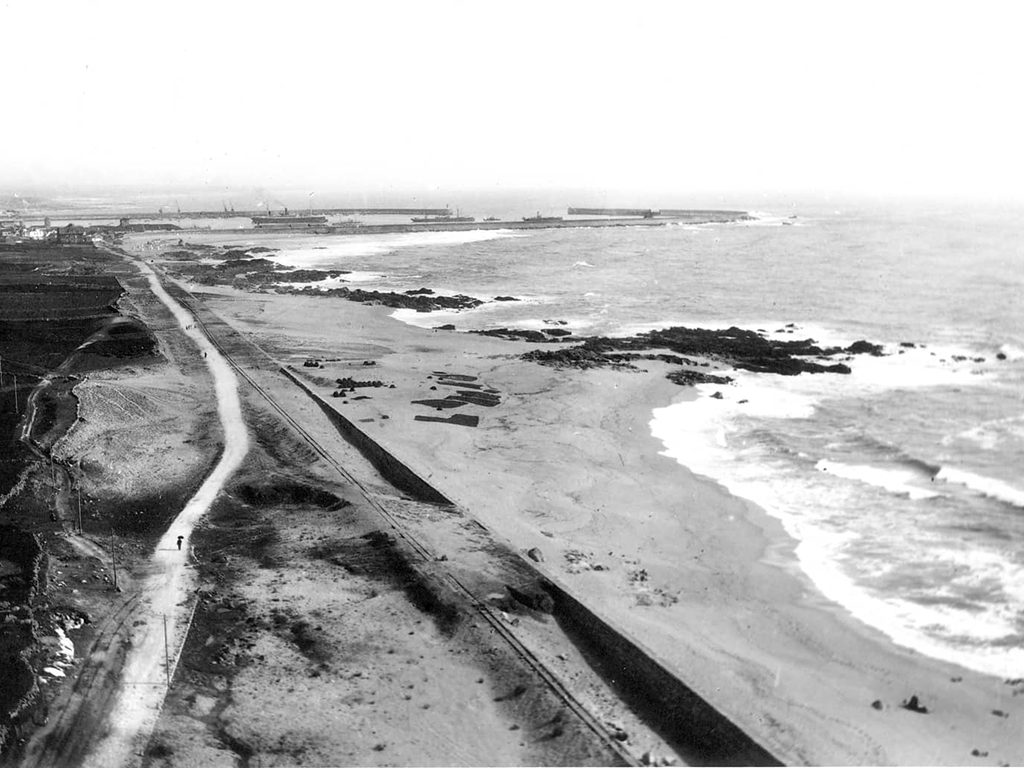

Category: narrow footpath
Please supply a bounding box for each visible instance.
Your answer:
[82,250,250,767]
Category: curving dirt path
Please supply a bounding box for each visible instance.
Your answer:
[81,252,250,767]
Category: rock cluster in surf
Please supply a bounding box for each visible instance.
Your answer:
[518,326,887,385]
[159,245,484,312]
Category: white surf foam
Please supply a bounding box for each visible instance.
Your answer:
[649,362,1024,678]
[949,414,1024,451]
[935,467,1024,509]
[186,229,527,268]
[272,272,383,290]
[389,293,552,330]
[650,394,1024,678]
[815,459,941,500]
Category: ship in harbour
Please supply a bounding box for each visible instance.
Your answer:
[522,212,563,223]
[251,207,328,227]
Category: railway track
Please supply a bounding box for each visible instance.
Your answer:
[163,280,639,767]
[20,592,142,768]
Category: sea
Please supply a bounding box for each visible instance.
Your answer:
[97,195,1024,678]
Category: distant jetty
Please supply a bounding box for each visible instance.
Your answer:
[568,207,750,221]
[192,212,753,236]
[12,207,755,237]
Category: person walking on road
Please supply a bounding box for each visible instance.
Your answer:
[176,535,184,551]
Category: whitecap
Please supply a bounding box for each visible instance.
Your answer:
[934,467,1024,508]
[815,459,941,500]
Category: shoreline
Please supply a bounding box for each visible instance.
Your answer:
[155,274,1023,765]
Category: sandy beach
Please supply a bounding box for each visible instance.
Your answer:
[163,272,1023,766]
[4,233,1020,766]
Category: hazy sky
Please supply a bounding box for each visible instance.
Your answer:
[3,0,1022,201]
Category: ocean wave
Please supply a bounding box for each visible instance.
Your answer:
[815,459,941,500]
[573,260,595,268]
[649,390,1024,678]
[949,414,1024,451]
[273,271,383,290]
[205,229,527,267]
[934,467,1024,509]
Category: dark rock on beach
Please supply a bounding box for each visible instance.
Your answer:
[161,249,480,311]
[305,287,483,312]
[666,369,734,386]
[173,255,350,289]
[900,695,929,714]
[846,340,884,356]
[472,328,563,343]
[272,268,349,283]
[519,324,878,386]
[523,340,639,369]
[335,378,385,389]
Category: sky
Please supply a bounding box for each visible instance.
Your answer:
[2,0,1023,202]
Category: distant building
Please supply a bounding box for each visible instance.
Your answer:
[25,227,56,241]
[57,224,93,244]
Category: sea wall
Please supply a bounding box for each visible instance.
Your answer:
[281,367,782,765]
[279,367,453,506]
[543,577,781,766]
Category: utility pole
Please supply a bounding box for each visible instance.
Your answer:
[110,529,118,590]
[12,374,17,412]
[163,614,171,688]
[77,486,83,533]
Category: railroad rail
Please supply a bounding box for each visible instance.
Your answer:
[20,592,142,768]
[158,271,640,767]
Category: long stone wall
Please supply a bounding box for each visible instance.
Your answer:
[281,368,783,765]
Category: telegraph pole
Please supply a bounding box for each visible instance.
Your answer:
[110,529,118,590]
[77,486,83,533]
[12,374,17,412]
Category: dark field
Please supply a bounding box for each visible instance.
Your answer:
[0,244,160,754]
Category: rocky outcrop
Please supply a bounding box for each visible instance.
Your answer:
[472,328,560,343]
[301,287,483,312]
[519,325,879,386]
[846,340,884,356]
[666,369,734,386]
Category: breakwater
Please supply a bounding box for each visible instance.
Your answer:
[184,213,752,237]
[20,208,453,222]
[568,207,749,220]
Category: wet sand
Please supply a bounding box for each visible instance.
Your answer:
[162,278,1024,767]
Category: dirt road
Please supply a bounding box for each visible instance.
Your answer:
[81,252,250,767]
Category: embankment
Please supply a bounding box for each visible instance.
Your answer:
[281,366,781,764]
[545,578,780,766]
[0,529,47,754]
[280,367,452,505]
